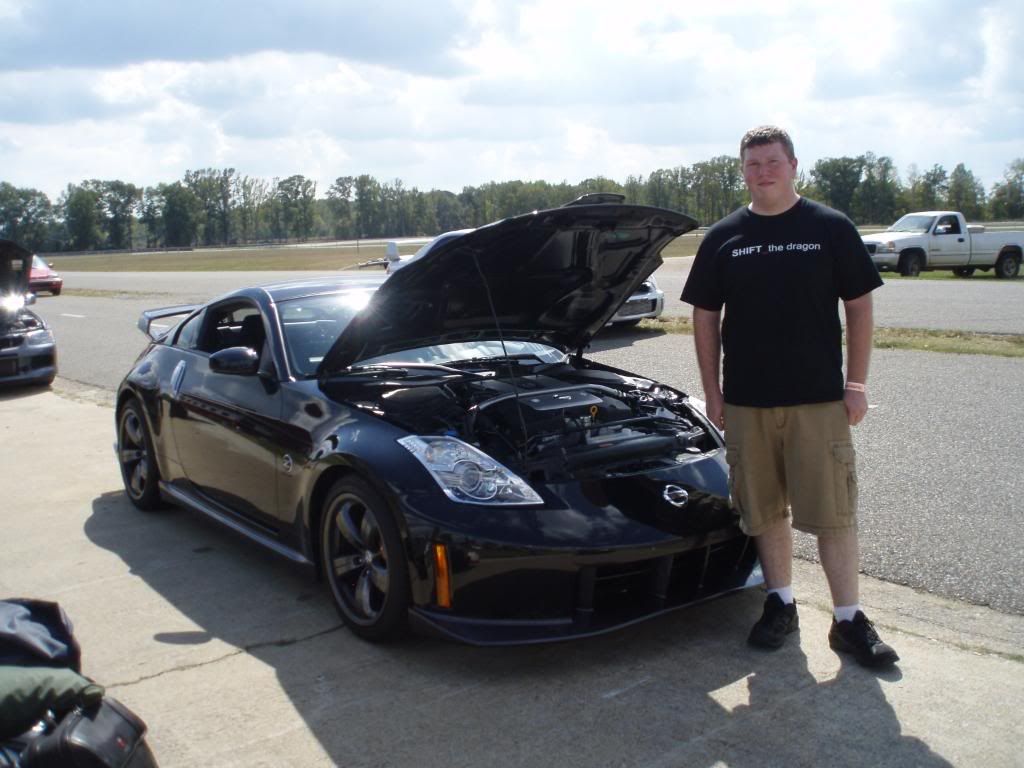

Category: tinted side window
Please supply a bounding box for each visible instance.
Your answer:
[197,303,264,354]
[174,312,203,349]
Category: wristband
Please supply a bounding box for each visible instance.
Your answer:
[845,382,866,393]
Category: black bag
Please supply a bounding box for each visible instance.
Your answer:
[20,697,157,768]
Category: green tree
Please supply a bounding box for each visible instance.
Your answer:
[810,157,864,216]
[102,181,142,249]
[988,159,1024,219]
[852,153,901,224]
[162,183,200,247]
[326,176,355,238]
[61,184,104,251]
[946,163,985,219]
[0,182,53,251]
[275,175,317,240]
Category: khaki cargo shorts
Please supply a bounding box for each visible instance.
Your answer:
[723,401,858,537]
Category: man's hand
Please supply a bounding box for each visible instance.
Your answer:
[844,389,868,426]
[705,389,725,431]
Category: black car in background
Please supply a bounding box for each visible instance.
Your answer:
[115,198,761,645]
[0,240,57,387]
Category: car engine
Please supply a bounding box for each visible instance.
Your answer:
[344,362,717,481]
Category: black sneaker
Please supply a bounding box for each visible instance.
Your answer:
[747,593,799,649]
[829,611,900,668]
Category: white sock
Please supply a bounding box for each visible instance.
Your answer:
[834,605,860,622]
[767,586,794,605]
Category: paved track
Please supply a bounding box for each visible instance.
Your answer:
[28,264,1024,615]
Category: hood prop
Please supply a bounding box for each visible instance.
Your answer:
[471,251,531,463]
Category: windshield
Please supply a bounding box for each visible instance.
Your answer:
[32,255,48,270]
[887,215,936,233]
[279,290,375,376]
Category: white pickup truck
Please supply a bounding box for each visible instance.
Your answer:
[862,211,1023,278]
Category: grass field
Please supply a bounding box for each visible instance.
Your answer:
[47,234,707,272]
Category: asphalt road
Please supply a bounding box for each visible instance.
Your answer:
[27,263,1024,615]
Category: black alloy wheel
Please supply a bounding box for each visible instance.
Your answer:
[952,267,975,278]
[117,400,163,510]
[898,252,922,277]
[995,252,1021,279]
[320,478,409,641]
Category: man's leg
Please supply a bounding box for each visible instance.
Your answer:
[817,530,859,607]
[757,517,794,590]
[823,529,899,667]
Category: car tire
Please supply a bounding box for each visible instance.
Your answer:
[51,289,61,296]
[320,478,410,641]
[952,267,975,278]
[994,252,1021,279]
[898,251,922,277]
[117,399,164,511]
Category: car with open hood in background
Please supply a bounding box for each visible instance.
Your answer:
[0,239,58,387]
[114,197,761,645]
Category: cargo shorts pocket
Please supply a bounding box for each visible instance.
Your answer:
[831,440,858,518]
[725,444,744,515]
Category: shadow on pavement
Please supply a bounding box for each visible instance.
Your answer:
[85,490,951,768]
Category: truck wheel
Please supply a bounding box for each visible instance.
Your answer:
[952,267,975,278]
[994,252,1021,279]
[898,252,922,277]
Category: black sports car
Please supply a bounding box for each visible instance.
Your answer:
[1,240,58,387]
[115,196,761,645]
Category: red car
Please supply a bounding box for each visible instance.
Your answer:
[29,255,63,295]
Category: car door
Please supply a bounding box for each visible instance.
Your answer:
[929,214,971,266]
[168,299,284,530]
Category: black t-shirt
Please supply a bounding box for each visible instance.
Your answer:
[681,198,882,407]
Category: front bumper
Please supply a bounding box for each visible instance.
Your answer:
[411,527,761,645]
[30,279,63,294]
[0,343,57,385]
[609,289,664,324]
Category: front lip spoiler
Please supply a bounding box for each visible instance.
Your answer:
[409,563,763,646]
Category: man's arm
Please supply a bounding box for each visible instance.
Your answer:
[692,307,725,430]
[843,292,873,427]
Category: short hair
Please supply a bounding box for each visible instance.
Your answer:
[740,125,795,162]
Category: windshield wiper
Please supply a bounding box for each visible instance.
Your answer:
[347,362,492,379]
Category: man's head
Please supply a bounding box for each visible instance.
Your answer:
[739,125,795,162]
[740,125,799,215]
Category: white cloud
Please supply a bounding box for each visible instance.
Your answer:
[0,0,1020,204]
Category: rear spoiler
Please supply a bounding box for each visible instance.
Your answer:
[137,304,199,340]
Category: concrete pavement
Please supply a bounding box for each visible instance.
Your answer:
[1,382,1022,768]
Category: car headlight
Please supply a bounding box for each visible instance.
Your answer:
[1,294,25,312]
[398,435,543,506]
[876,241,897,253]
[25,329,55,346]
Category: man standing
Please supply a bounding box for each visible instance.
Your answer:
[681,125,898,668]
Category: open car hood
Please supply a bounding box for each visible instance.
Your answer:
[319,203,697,374]
[0,239,32,298]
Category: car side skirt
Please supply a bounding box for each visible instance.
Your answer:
[161,482,313,567]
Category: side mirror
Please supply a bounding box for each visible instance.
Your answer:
[934,224,950,235]
[210,346,260,376]
[24,293,37,306]
[385,242,401,262]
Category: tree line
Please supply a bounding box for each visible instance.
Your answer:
[2,154,1022,254]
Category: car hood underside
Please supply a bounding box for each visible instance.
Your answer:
[319,204,696,373]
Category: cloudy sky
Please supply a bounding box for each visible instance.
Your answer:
[1,0,1021,203]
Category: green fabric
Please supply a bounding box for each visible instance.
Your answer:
[0,665,104,738]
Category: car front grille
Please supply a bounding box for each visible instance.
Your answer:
[0,337,24,350]
[864,243,877,254]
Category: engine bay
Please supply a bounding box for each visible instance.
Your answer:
[334,359,718,481]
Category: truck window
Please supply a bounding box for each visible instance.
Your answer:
[935,215,961,235]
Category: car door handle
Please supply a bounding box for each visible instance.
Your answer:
[958,237,965,242]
